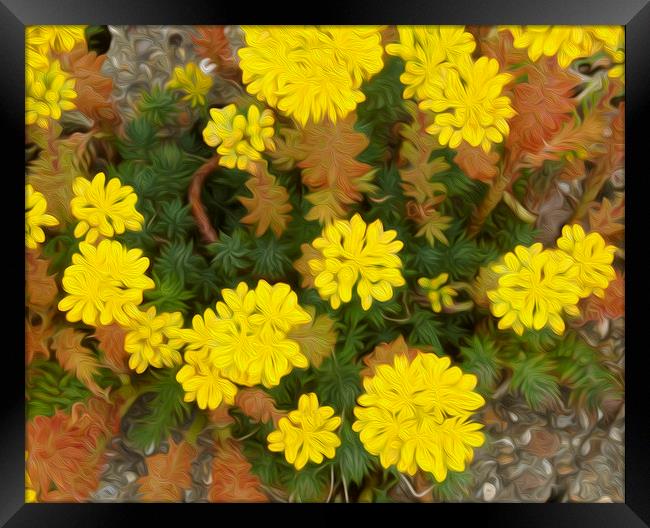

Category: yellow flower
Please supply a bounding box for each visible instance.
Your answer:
[308,214,405,310]
[25,59,77,129]
[176,350,238,410]
[238,26,384,125]
[487,243,582,336]
[70,172,145,244]
[26,25,87,53]
[267,393,341,470]
[25,44,49,71]
[502,25,598,68]
[556,224,616,298]
[419,57,515,153]
[202,104,275,170]
[25,184,58,249]
[175,280,311,389]
[418,273,458,313]
[352,352,485,482]
[386,26,476,100]
[124,305,184,374]
[166,62,214,107]
[589,26,625,79]
[58,239,155,327]
[25,451,37,503]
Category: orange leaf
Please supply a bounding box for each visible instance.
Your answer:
[26,317,53,365]
[137,440,197,502]
[91,324,129,375]
[360,335,420,379]
[26,251,58,310]
[207,403,235,427]
[286,307,337,368]
[52,328,110,401]
[192,26,238,78]
[208,439,268,502]
[239,161,293,237]
[235,388,286,427]
[579,271,625,324]
[588,194,624,242]
[293,243,322,289]
[454,142,500,183]
[26,398,114,502]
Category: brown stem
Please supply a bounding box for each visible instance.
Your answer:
[570,170,609,223]
[467,161,514,238]
[188,156,220,243]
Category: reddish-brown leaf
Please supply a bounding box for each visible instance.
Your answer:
[52,328,110,401]
[207,403,235,427]
[293,243,322,289]
[26,251,58,309]
[192,26,238,78]
[26,398,114,502]
[137,440,197,502]
[588,194,624,242]
[208,439,268,502]
[26,317,53,365]
[235,388,286,427]
[360,335,421,379]
[580,271,625,324]
[454,142,500,183]
[91,324,130,375]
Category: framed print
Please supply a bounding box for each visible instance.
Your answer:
[2,0,649,525]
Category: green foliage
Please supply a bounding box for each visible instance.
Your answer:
[206,228,254,280]
[137,86,180,128]
[314,356,362,415]
[27,359,91,420]
[250,234,294,282]
[282,463,329,502]
[151,199,196,241]
[460,335,502,395]
[429,469,475,502]
[144,271,195,314]
[334,422,375,486]
[125,367,191,451]
[509,355,562,411]
[41,226,80,275]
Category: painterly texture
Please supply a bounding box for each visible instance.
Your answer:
[25,25,624,503]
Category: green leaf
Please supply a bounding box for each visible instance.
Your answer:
[313,357,362,414]
[334,422,374,486]
[207,228,253,279]
[460,335,502,395]
[509,355,562,411]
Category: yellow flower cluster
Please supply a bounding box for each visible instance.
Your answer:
[25,59,77,129]
[353,351,485,482]
[123,305,184,374]
[26,26,87,71]
[503,25,625,76]
[25,451,37,503]
[71,172,145,244]
[203,104,275,170]
[25,184,58,249]
[238,26,384,125]
[268,393,341,470]
[58,239,155,327]
[167,62,214,107]
[387,26,515,152]
[418,273,458,313]
[487,225,616,336]
[174,280,312,409]
[308,214,406,311]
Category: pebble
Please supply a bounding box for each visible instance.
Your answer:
[482,483,497,502]
[519,430,531,446]
[124,471,137,484]
[580,440,592,456]
[609,427,623,442]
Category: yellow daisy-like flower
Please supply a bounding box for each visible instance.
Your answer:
[502,25,598,69]
[25,451,37,503]
[202,104,275,170]
[166,62,214,107]
[70,172,145,244]
[25,59,77,129]
[123,305,184,374]
[487,243,583,336]
[419,57,515,153]
[308,213,406,311]
[418,273,458,313]
[238,26,384,125]
[386,25,476,100]
[25,44,50,71]
[58,239,155,327]
[176,350,238,410]
[26,25,87,54]
[352,352,485,482]
[589,26,625,79]
[25,184,58,249]
[555,224,616,299]
[267,393,342,470]
[175,280,311,391]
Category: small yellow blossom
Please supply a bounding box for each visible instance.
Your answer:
[26,25,87,53]
[25,60,77,129]
[202,104,275,170]
[353,352,485,482]
[386,26,476,100]
[267,393,341,470]
[419,57,515,153]
[166,62,214,107]
[58,239,155,327]
[556,224,616,298]
[70,172,145,244]
[238,26,384,125]
[25,184,58,249]
[418,273,458,313]
[176,350,238,410]
[308,214,405,310]
[487,243,582,336]
[25,451,37,503]
[124,306,184,374]
[589,26,625,79]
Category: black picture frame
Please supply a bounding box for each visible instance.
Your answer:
[3,1,648,525]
